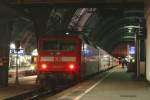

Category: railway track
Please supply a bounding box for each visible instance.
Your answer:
[4,88,49,100]
[4,83,74,100]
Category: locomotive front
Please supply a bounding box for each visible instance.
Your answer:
[37,36,81,87]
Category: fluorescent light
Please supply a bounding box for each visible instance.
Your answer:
[10,43,15,49]
[65,32,69,35]
[123,36,135,39]
[123,25,142,29]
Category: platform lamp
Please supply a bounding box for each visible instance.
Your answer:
[15,40,20,84]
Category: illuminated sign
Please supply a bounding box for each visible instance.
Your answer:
[10,49,24,55]
[129,46,135,54]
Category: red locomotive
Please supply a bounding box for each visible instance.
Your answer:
[36,35,118,89]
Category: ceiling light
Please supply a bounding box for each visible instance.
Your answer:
[65,32,69,35]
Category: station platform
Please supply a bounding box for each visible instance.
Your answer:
[0,75,37,100]
[45,66,150,100]
[1,66,150,100]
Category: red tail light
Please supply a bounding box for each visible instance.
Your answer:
[69,64,74,70]
[41,64,47,69]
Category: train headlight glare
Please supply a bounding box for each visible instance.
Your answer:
[41,64,47,69]
[69,64,74,70]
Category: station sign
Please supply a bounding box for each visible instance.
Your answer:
[10,49,24,55]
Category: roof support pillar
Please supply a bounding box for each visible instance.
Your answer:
[145,2,150,82]
[28,7,51,38]
[0,22,12,87]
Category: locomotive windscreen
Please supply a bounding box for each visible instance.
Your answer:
[42,40,76,51]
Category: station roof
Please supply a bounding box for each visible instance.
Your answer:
[0,0,145,55]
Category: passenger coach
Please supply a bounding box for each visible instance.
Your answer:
[37,35,117,88]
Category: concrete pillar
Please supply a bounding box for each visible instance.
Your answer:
[140,40,146,76]
[146,15,150,81]
[0,22,12,86]
[146,2,150,81]
[135,30,141,78]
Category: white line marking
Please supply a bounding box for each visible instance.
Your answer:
[73,69,115,100]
